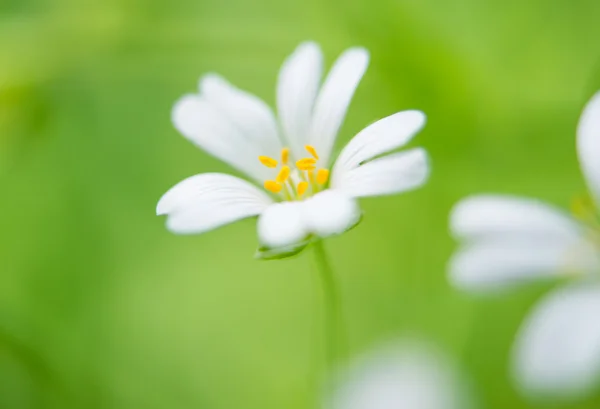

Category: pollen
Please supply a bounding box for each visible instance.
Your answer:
[316,168,329,185]
[297,181,308,196]
[276,166,291,183]
[259,156,278,168]
[305,145,319,160]
[281,148,290,165]
[296,158,317,171]
[260,145,326,200]
[264,180,282,193]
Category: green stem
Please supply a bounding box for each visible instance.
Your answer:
[312,240,346,374]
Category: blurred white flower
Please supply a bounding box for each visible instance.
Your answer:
[157,42,430,258]
[449,91,600,398]
[327,340,472,409]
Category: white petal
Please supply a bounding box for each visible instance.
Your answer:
[172,78,280,183]
[450,195,582,241]
[332,148,430,198]
[157,173,272,234]
[200,74,282,157]
[332,111,426,177]
[277,42,323,157]
[302,190,360,237]
[449,236,599,292]
[577,91,600,205]
[308,48,369,166]
[513,284,600,398]
[329,340,471,409]
[257,202,308,248]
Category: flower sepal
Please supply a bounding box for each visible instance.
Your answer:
[254,238,313,260]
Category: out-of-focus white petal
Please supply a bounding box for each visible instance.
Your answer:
[577,91,600,206]
[308,48,369,166]
[277,42,323,158]
[257,202,308,248]
[332,111,426,177]
[513,284,600,398]
[332,148,429,198]
[172,79,280,183]
[450,196,582,241]
[157,173,272,234]
[449,236,599,292]
[302,190,360,237]
[328,340,471,409]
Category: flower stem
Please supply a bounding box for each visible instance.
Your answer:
[312,240,346,375]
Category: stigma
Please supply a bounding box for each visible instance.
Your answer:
[259,145,329,200]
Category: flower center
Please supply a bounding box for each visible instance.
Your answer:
[571,194,600,248]
[258,145,330,201]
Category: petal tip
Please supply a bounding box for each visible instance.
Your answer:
[171,94,202,133]
[411,109,427,125]
[296,41,321,53]
[156,191,173,216]
[199,72,227,94]
[345,47,370,66]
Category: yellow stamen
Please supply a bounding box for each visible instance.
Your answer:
[276,166,291,183]
[305,145,319,160]
[297,181,308,197]
[316,168,329,185]
[264,180,282,193]
[296,158,317,171]
[308,169,316,185]
[281,148,290,165]
[259,156,278,168]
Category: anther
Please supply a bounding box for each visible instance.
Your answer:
[281,148,290,165]
[305,145,319,160]
[264,180,282,193]
[259,156,278,168]
[297,181,308,197]
[276,166,291,183]
[316,169,329,185]
[296,158,317,171]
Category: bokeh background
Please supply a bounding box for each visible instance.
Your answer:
[2,0,600,408]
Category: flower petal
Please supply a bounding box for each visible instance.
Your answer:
[277,42,323,158]
[200,74,282,156]
[257,190,361,248]
[303,190,361,237]
[513,283,600,398]
[172,76,281,183]
[449,236,599,292]
[332,148,429,198]
[257,202,308,248]
[157,173,272,234]
[450,195,583,241]
[332,110,426,177]
[329,340,471,409]
[577,91,600,206]
[308,48,369,166]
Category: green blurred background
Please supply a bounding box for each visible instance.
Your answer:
[2,0,600,407]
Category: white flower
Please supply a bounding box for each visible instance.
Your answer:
[326,340,473,409]
[448,92,600,398]
[157,42,430,258]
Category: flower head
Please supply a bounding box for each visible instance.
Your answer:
[327,339,473,409]
[448,91,600,398]
[158,42,430,258]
